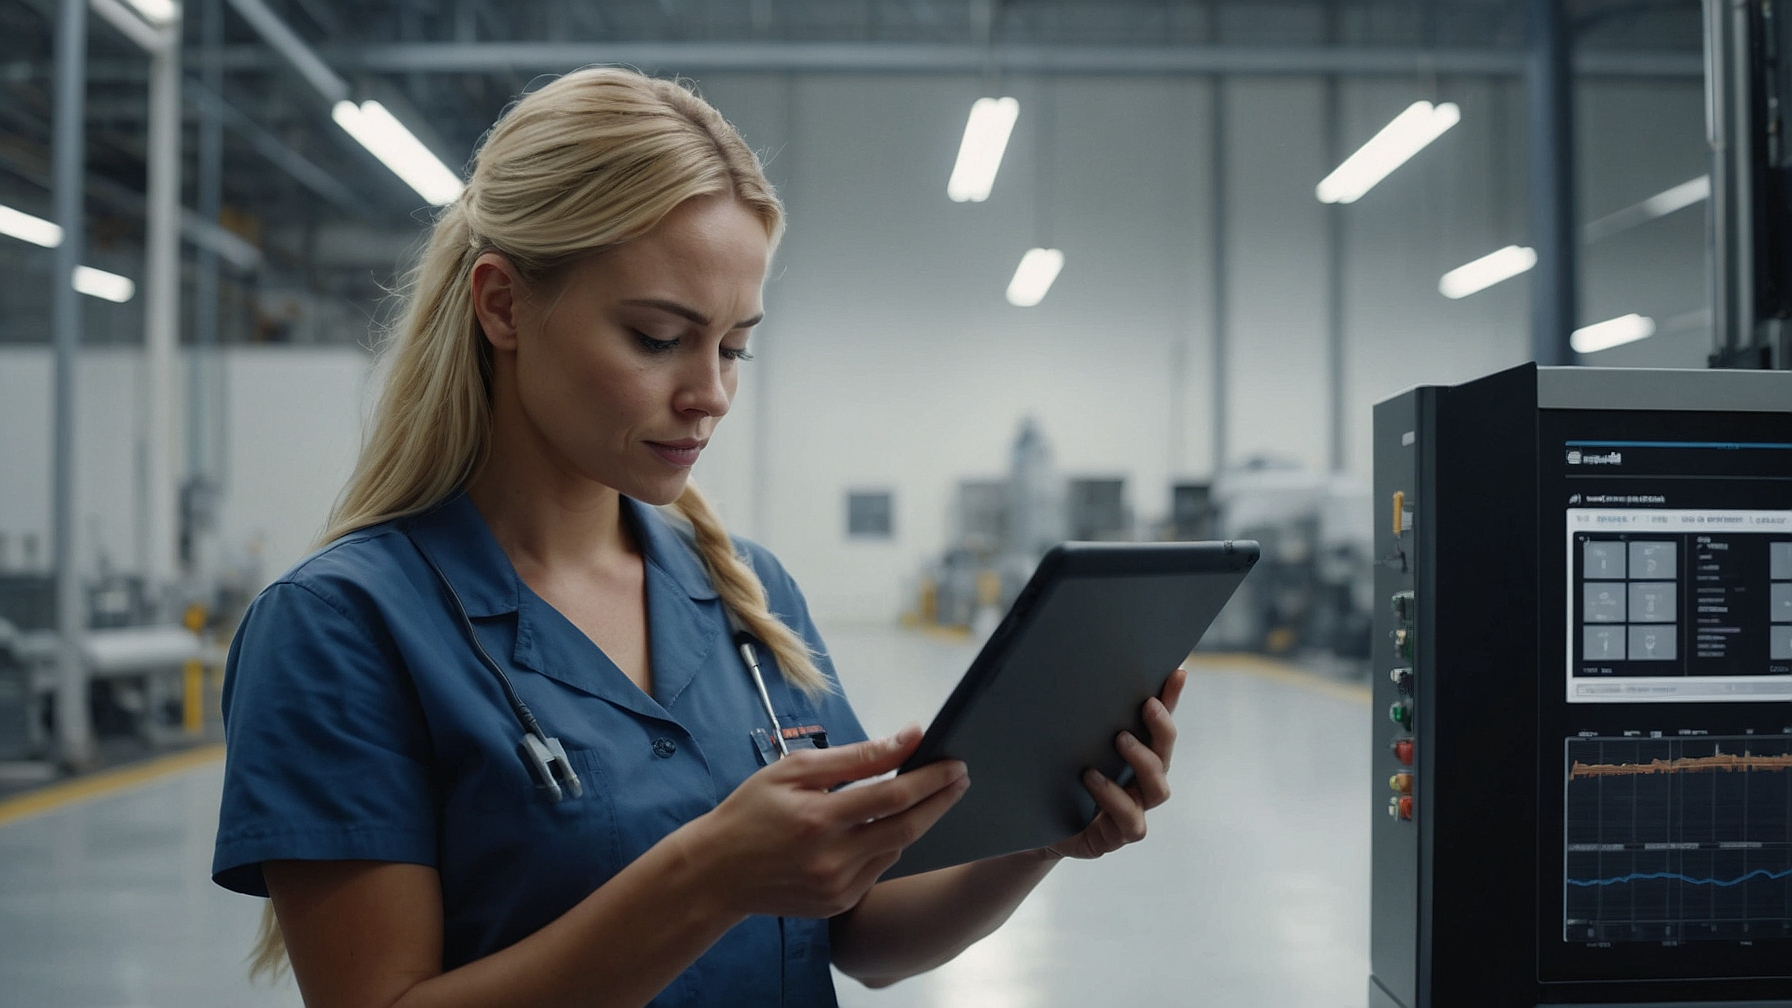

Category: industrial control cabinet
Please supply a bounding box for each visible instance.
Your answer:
[1369,364,1792,1008]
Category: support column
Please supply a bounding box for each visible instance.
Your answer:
[143,19,181,595]
[186,0,223,574]
[51,0,91,767]
[1209,74,1229,477]
[1527,0,1579,366]
[1324,75,1346,471]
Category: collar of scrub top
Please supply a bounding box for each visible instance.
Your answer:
[403,492,727,728]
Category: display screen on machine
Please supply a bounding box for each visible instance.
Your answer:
[1544,422,1792,969]
[1562,444,1792,705]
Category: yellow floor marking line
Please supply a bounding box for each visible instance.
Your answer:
[0,743,226,829]
[1185,652,1373,706]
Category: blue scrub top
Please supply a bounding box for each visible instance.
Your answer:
[212,491,868,1006]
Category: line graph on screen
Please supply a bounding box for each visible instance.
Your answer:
[1564,735,1792,943]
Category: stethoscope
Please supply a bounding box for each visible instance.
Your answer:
[407,532,789,803]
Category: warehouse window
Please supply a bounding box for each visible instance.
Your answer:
[846,490,894,539]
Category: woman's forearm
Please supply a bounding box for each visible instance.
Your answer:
[829,848,1063,987]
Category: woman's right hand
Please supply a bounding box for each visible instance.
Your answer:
[677,726,969,919]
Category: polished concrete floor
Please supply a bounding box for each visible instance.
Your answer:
[0,626,1371,1007]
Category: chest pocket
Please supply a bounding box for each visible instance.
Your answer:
[545,748,623,872]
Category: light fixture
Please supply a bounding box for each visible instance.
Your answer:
[332,100,465,206]
[73,265,136,303]
[1583,176,1712,243]
[947,97,1020,203]
[1316,101,1461,204]
[1006,248,1063,307]
[1638,176,1710,218]
[122,0,180,25]
[0,203,64,248]
[1570,313,1655,354]
[1438,245,1537,299]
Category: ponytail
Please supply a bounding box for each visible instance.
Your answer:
[669,484,830,695]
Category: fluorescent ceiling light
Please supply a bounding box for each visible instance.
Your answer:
[1438,245,1536,299]
[73,265,135,303]
[1582,175,1710,243]
[0,204,64,247]
[1316,100,1460,204]
[947,97,1019,203]
[1006,248,1064,307]
[1570,313,1655,354]
[123,0,180,25]
[332,100,464,206]
[1640,175,1711,217]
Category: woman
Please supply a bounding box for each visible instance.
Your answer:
[211,67,1186,1008]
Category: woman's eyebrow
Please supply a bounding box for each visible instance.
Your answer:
[623,298,763,330]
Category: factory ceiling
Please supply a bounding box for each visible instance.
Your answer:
[0,0,1704,333]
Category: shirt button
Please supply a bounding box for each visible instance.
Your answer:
[652,737,677,759]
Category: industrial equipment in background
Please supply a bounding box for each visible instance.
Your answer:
[0,532,259,781]
[1706,0,1792,369]
[913,423,1375,668]
[1203,458,1374,661]
[1370,364,1792,1008]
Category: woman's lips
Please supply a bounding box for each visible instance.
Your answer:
[646,440,704,468]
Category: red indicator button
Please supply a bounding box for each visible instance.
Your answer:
[1391,738,1414,766]
[1397,796,1414,821]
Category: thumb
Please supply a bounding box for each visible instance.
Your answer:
[775,724,922,789]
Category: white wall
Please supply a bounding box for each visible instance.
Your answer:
[0,346,371,590]
[681,72,1709,622]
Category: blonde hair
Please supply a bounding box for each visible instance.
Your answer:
[251,66,824,983]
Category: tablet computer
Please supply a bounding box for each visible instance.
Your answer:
[882,539,1260,880]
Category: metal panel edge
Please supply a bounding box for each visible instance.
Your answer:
[1537,367,1792,411]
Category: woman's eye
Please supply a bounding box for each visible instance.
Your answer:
[635,331,679,354]
[721,346,754,362]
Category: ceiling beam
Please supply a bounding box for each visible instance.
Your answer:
[207,41,1706,78]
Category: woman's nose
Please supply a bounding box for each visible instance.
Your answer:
[675,357,731,418]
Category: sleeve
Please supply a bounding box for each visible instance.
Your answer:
[739,541,870,749]
[212,579,439,897]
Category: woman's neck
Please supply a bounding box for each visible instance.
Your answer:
[465,423,634,575]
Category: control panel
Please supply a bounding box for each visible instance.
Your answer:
[1368,364,1792,1008]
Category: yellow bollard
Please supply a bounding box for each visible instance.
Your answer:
[183,659,203,734]
[182,603,207,735]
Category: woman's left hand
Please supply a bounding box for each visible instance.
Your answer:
[1045,666,1187,861]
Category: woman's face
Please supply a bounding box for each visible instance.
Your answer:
[474,194,771,506]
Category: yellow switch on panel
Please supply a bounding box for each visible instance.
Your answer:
[1392,490,1405,537]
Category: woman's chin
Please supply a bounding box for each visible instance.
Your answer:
[624,471,692,507]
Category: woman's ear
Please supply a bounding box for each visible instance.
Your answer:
[470,252,523,352]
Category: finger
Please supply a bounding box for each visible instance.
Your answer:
[1142,695,1179,772]
[1084,768,1147,844]
[1159,667,1189,715]
[775,725,922,789]
[853,770,971,854]
[828,758,967,824]
[1118,731,1171,808]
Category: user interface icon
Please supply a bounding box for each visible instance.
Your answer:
[1628,541,1675,580]
[1584,626,1626,660]
[1583,583,1626,623]
[1627,582,1675,624]
[1584,541,1626,580]
[1628,625,1676,661]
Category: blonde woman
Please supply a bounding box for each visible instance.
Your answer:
[211,67,1186,1008]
